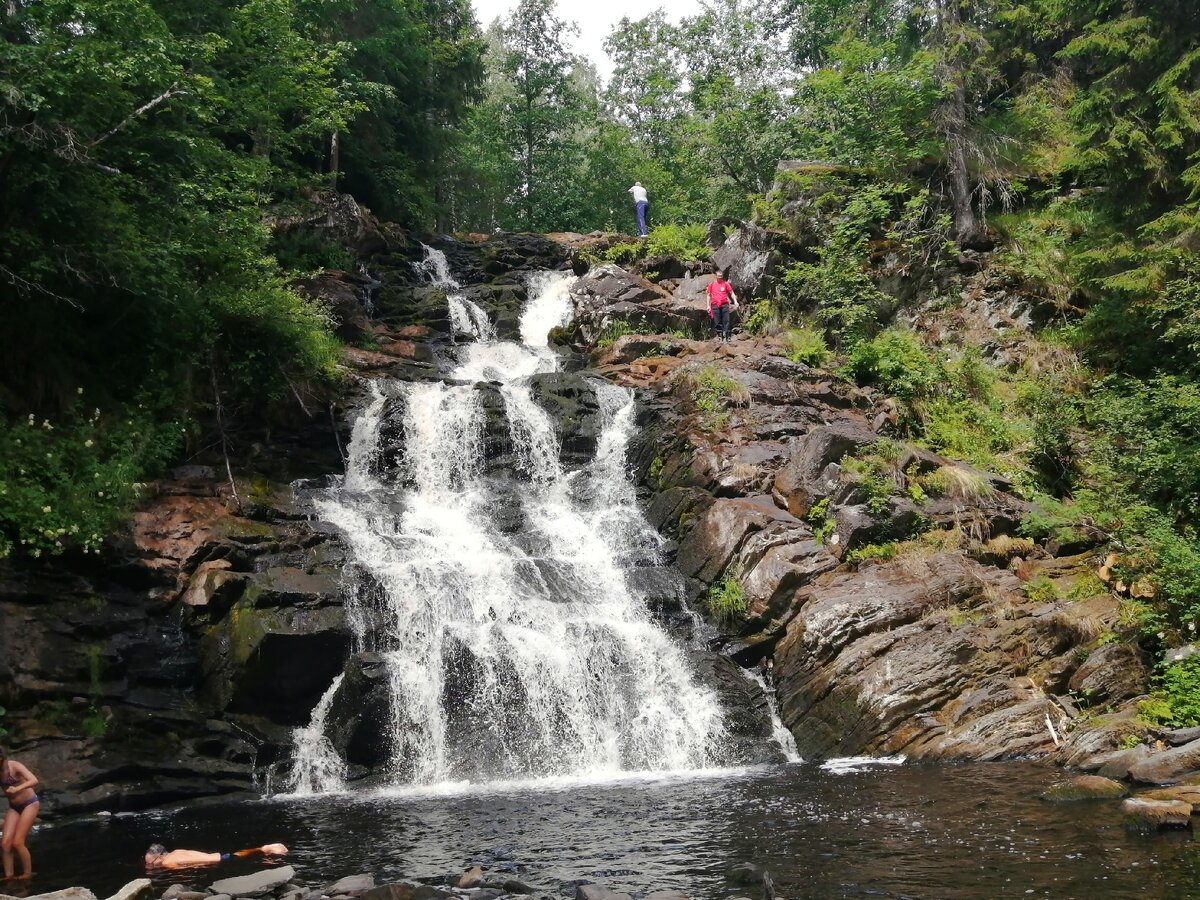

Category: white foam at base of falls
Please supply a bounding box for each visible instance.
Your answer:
[289,674,348,795]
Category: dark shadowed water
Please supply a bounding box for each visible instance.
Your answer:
[15,762,1200,900]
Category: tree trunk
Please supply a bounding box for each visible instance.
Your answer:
[937,0,982,247]
[329,130,339,192]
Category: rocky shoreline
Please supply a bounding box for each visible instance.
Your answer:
[3,862,776,900]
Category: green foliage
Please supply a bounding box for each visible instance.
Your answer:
[0,401,182,558]
[689,366,746,415]
[745,300,781,336]
[1153,656,1200,729]
[596,320,636,349]
[845,330,942,401]
[808,497,834,544]
[706,575,748,625]
[644,224,709,261]
[842,440,906,516]
[845,542,902,567]
[1023,575,1061,604]
[784,327,831,368]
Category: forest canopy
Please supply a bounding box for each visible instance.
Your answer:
[3,0,1200,672]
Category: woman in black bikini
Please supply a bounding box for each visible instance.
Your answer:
[1,747,40,880]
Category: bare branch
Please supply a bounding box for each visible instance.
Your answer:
[92,85,187,147]
[0,263,82,309]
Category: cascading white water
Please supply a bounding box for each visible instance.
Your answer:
[289,674,348,794]
[412,244,495,340]
[291,264,731,792]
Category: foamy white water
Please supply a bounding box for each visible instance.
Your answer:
[291,265,731,791]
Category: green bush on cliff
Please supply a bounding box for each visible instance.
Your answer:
[844,330,942,401]
[0,400,184,559]
[784,327,830,367]
[1153,656,1200,728]
[706,576,748,625]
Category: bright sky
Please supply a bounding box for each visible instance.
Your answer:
[470,0,704,78]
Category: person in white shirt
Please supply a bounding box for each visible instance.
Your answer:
[628,182,649,236]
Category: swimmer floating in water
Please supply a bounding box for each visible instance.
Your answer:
[144,843,289,869]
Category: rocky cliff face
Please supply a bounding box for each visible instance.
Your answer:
[563,230,1193,779]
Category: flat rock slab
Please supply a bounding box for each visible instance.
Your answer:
[326,876,376,895]
[1121,798,1193,831]
[645,892,691,900]
[1142,785,1200,807]
[0,890,98,900]
[1128,737,1200,785]
[105,881,152,900]
[1041,775,1128,802]
[209,865,296,897]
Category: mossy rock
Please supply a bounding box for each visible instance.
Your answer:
[1040,775,1128,802]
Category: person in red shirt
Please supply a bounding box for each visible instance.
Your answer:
[706,269,739,342]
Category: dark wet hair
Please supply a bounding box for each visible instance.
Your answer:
[146,844,166,861]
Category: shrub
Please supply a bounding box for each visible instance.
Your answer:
[0,400,184,559]
[784,327,831,367]
[923,465,996,502]
[644,224,709,261]
[1154,656,1200,728]
[597,319,636,348]
[844,329,942,400]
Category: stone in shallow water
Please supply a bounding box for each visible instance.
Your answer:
[575,885,632,900]
[644,891,690,900]
[326,876,376,896]
[104,878,152,900]
[1121,797,1193,831]
[456,867,485,889]
[1040,775,1128,802]
[208,866,296,898]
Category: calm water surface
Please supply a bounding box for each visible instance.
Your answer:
[20,762,1200,900]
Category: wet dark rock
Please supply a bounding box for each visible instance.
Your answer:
[687,652,785,764]
[198,602,350,724]
[727,862,775,900]
[525,372,603,465]
[830,498,925,555]
[771,422,878,518]
[324,653,392,769]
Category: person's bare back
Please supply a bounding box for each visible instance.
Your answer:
[145,843,288,869]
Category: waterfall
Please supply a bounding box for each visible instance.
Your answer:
[291,264,730,792]
[289,675,348,795]
[412,244,495,340]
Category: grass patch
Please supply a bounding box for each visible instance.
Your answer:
[706,576,748,625]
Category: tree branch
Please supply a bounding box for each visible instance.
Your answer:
[92,85,187,147]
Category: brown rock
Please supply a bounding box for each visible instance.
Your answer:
[1128,737,1200,785]
[1067,643,1150,704]
[456,868,485,889]
[1121,797,1193,831]
[1040,775,1128,802]
[1142,785,1200,807]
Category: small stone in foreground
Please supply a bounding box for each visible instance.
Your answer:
[105,880,153,900]
[209,865,296,898]
[456,868,485,890]
[645,891,690,900]
[1121,797,1194,831]
[326,876,376,896]
[575,884,633,900]
[1040,775,1128,802]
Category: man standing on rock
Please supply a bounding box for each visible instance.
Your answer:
[707,268,739,342]
[628,181,649,237]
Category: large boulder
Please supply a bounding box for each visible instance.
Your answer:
[1129,738,1200,785]
[772,421,878,517]
[711,224,787,299]
[323,652,393,769]
[199,601,351,724]
[570,264,709,344]
[291,272,371,342]
[1067,642,1151,705]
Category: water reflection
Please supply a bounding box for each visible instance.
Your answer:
[23,763,1200,899]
